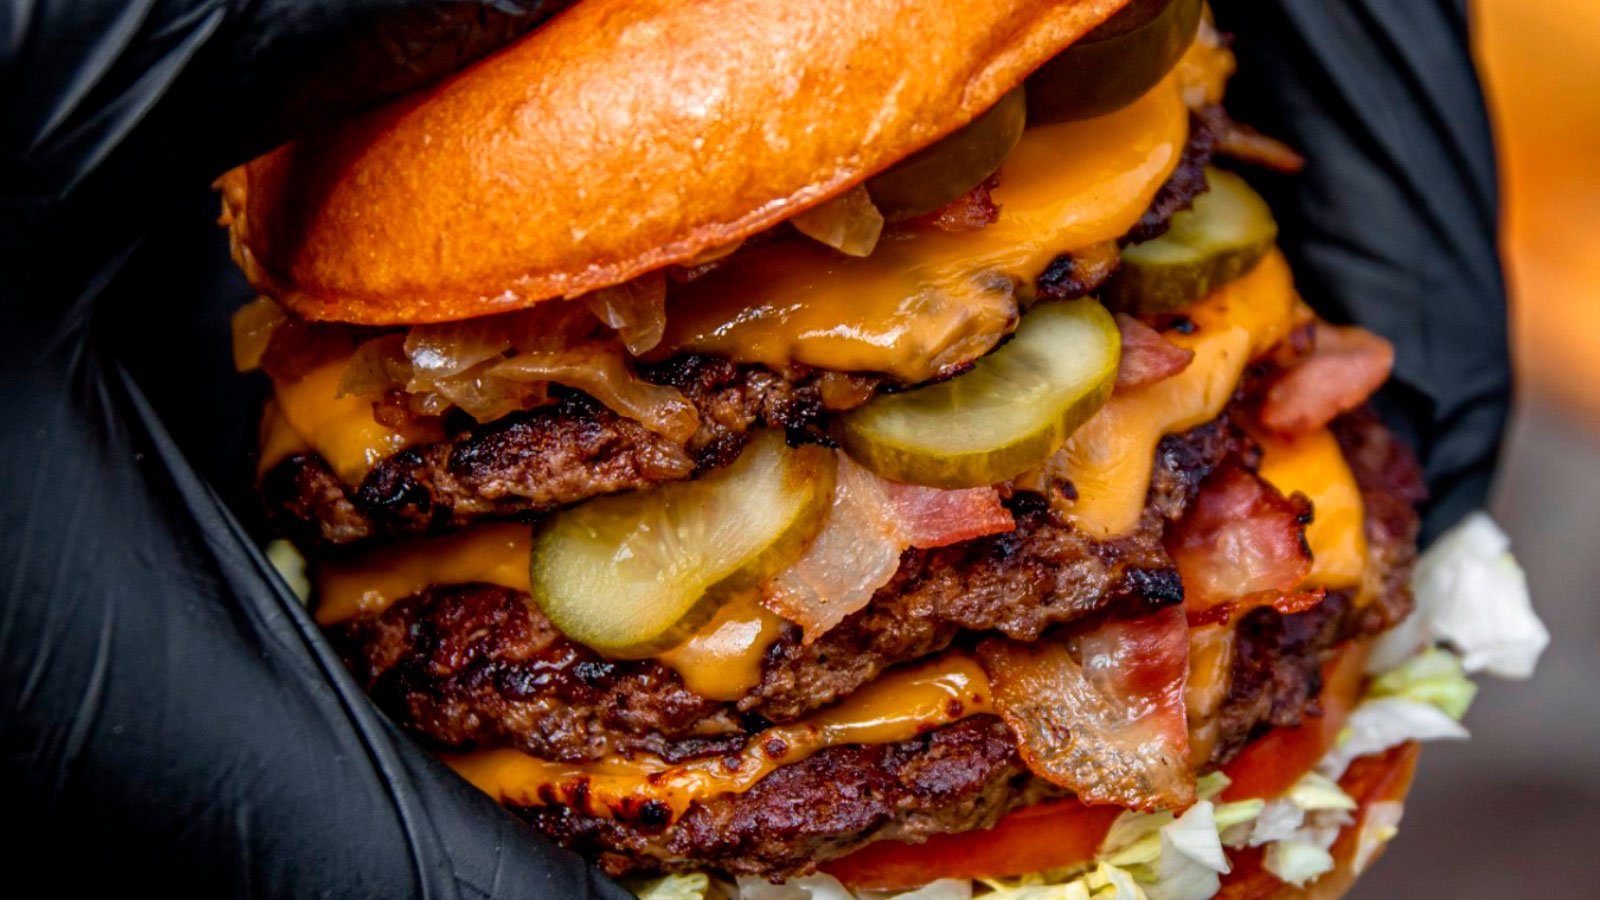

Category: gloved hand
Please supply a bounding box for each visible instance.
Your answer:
[0,1,1508,897]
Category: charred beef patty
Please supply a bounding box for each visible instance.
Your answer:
[524,716,1055,878]
[262,120,1218,547]
[328,411,1419,879]
[505,414,1426,879]
[333,419,1234,764]
[265,359,871,546]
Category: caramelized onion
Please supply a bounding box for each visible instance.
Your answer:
[492,344,698,442]
[790,184,885,257]
[337,334,411,398]
[585,271,668,355]
[231,296,288,372]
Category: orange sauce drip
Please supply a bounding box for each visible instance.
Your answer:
[444,653,992,822]
[1055,250,1305,538]
[657,595,789,701]
[659,77,1188,382]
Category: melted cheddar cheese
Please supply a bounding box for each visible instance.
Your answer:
[444,653,992,822]
[314,523,532,626]
[1255,428,1369,592]
[314,525,789,700]
[271,358,412,484]
[1055,250,1305,538]
[658,76,1189,382]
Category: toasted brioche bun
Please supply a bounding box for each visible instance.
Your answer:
[219,0,1133,325]
[1217,743,1421,900]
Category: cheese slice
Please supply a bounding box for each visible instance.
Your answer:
[271,358,413,485]
[443,653,992,823]
[659,76,1189,382]
[1055,250,1305,538]
[1255,428,1368,592]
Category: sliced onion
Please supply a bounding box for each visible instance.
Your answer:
[404,318,514,383]
[492,343,699,442]
[231,296,288,372]
[584,271,668,356]
[432,359,549,423]
[337,334,411,398]
[790,184,885,257]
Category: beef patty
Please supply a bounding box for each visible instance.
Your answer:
[328,409,1421,879]
[504,410,1424,879]
[333,419,1234,764]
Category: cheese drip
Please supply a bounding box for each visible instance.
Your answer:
[314,523,788,700]
[658,77,1188,382]
[270,358,413,484]
[1055,250,1305,538]
[444,653,992,823]
[1255,428,1368,592]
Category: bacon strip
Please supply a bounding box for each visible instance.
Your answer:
[1259,323,1393,436]
[1114,314,1196,391]
[763,454,1014,640]
[914,176,1001,232]
[1166,464,1313,625]
[979,606,1194,811]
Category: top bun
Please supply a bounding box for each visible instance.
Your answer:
[219,0,1131,325]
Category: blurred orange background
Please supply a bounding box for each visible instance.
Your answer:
[1355,3,1600,897]
[1478,0,1600,421]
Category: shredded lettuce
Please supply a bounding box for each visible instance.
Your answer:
[1262,840,1335,887]
[630,873,710,900]
[265,538,310,603]
[1283,772,1357,813]
[1369,647,1477,720]
[1351,800,1405,876]
[1317,696,1468,780]
[1369,512,1547,678]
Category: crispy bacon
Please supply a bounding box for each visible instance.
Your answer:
[979,606,1194,811]
[1166,463,1313,625]
[1114,314,1196,391]
[1259,323,1394,436]
[915,176,1001,232]
[763,455,1014,640]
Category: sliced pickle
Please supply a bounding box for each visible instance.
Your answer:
[1105,167,1278,313]
[529,431,835,658]
[866,87,1026,222]
[838,297,1120,488]
[1026,0,1203,123]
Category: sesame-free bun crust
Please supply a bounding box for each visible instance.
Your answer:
[220,0,1132,325]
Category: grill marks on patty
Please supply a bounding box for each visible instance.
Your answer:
[333,419,1234,764]
[525,716,1055,878]
[265,358,875,546]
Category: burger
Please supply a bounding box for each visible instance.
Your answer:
[216,1,1542,897]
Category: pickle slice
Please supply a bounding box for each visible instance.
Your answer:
[866,87,1026,222]
[838,298,1120,488]
[530,431,835,658]
[1105,167,1278,313]
[1026,0,1203,123]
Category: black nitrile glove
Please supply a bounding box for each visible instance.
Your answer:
[0,1,1508,897]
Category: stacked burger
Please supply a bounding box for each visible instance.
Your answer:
[220,1,1538,896]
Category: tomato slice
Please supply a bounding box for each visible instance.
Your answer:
[1217,742,1420,900]
[823,799,1121,891]
[829,641,1370,891]
[1220,640,1368,802]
